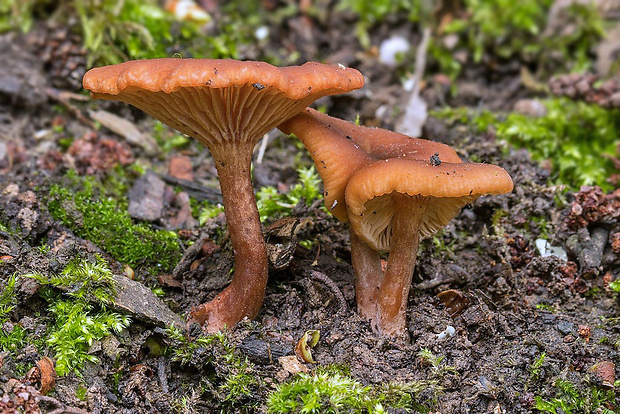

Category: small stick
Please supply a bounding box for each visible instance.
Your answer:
[39,395,89,414]
[255,132,270,164]
[308,270,347,314]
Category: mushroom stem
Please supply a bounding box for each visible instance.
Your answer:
[189,143,268,332]
[375,193,428,338]
[350,230,383,323]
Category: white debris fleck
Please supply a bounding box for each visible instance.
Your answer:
[170,0,211,23]
[255,26,269,41]
[535,239,567,261]
[402,77,416,92]
[437,325,456,340]
[330,200,338,210]
[337,63,346,70]
[379,36,410,67]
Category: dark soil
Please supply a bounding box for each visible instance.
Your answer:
[0,4,619,414]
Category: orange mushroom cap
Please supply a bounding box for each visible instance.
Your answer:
[83,59,364,151]
[345,158,514,251]
[279,108,462,221]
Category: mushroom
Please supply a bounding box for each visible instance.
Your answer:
[279,108,513,338]
[279,108,462,322]
[346,159,513,337]
[83,59,363,332]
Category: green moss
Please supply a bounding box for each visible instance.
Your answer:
[417,348,458,379]
[25,256,130,376]
[165,326,258,408]
[535,378,618,413]
[0,273,18,320]
[498,99,619,190]
[0,0,37,33]
[45,297,129,376]
[0,324,26,353]
[28,255,117,303]
[198,202,225,226]
[267,367,372,413]
[441,0,602,78]
[153,121,192,153]
[0,218,8,233]
[338,0,602,79]
[298,239,315,250]
[336,0,420,49]
[47,172,181,272]
[75,385,88,401]
[0,274,32,354]
[256,166,323,222]
[536,303,557,313]
[1,0,285,67]
[433,99,620,191]
[267,363,444,414]
[529,352,547,380]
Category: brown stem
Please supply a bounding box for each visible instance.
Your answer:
[188,143,268,332]
[350,229,383,323]
[375,194,428,338]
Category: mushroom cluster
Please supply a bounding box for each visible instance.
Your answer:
[83,59,363,332]
[83,58,513,339]
[279,108,513,338]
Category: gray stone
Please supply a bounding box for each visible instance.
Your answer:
[556,320,574,335]
[128,170,165,222]
[578,227,609,273]
[101,335,122,360]
[110,274,184,329]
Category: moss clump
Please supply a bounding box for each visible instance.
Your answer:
[267,363,446,413]
[433,99,620,191]
[47,171,181,273]
[1,0,284,67]
[26,255,130,376]
[338,0,602,79]
[0,273,26,353]
[165,326,258,409]
[535,378,618,413]
[0,273,18,320]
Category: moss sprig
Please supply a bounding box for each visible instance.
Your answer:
[47,171,181,273]
[25,256,130,376]
[256,166,322,222]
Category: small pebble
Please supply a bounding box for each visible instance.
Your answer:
[556,320,574,335]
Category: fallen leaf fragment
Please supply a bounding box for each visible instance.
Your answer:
[295,330,320,364]
[26,356,56,395]
[578,325,591,342]
[88,109,158,154]
[590,361,615,389]
[437,289,471,317]
[278,355,308,375]
[169,155,194,181]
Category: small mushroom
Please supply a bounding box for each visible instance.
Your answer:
[279,108,513,338]
[279,109,462,323]
[346,159,513,337]
[83,59,363,332]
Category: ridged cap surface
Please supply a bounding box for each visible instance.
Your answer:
[279,108,462,221]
